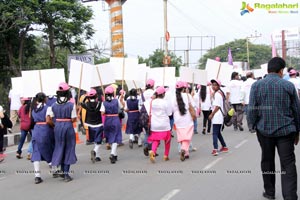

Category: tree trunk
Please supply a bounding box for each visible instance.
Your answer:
[18,26,29,72]
[48,23,56,68]
[4,38,20,76]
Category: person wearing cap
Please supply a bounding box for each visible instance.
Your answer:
[147,86,172,163]
[200,82,213,134]
[16,97,32,159]
[0,105,12,163]
[51,82,77,182]
[100,85,123,164]
[226,71,245,131]
[288,69,300,98]
[208,79,229,156]
[172,81,196,161]
[139,79,155,156]
[81,88,104,163]
[247,57,299,200]
[125,88,143,149]
[30,92,55,184]
[242,72,256,133]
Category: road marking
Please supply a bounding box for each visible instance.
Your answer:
[0,177,7,181]
[235,139,248,149]
[202,157,223,170]
[160,189,180,200]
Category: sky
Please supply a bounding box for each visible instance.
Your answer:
[82,0,300,67]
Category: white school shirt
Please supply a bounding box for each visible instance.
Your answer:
[211,91,224,125]
[242,78,256,105]
[228,80,244,104]
[150,98,172,131]
[172,92,195,128]
[201,87,212,111]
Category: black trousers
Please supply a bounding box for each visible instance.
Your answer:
[257,131,298,200]
[202,110,212,131]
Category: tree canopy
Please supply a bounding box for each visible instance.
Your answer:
[198,39,272,69]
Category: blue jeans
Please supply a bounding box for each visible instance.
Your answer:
[17,130,30,154]
[212,124,226,149]
[27,140,33,154]
[193,119,198,132]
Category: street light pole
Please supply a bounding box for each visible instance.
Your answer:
[246,31,261,70]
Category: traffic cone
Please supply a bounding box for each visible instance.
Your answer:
[73,121,83,144]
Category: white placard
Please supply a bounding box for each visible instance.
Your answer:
[94,63,116,86]
[21,69,65,97]
[68,59,96,92]
[110,57,139,80]
[218,63,234,87]
[147,67,176,87]
[260,63,268,77]
[179,67,207,85]
[11,77,23,94]
[205,58,222,81]
[125,80,135,90]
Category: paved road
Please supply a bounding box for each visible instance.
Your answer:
[1,118,299,200]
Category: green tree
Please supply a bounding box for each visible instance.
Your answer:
[198,39,272,69]
[138,49,183,77]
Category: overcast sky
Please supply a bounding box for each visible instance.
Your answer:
[83,0,299,66]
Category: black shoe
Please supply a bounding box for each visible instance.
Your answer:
[118,143,124,147]
[234,127,238,131]
[95,157,101,162]
[52,170,64,178]
[64,174,73,182]
[171,134,174,138]
[180,150,185,161]
[35,177,43,184]
[262,192,275,199]
[114,155,118,161]
[91,150,96,163]
[194,131,198,134]
[202,129,206,135]
[129,139,133,149]
[185,155,190,159]
[143,146,149,156]
[109,154,116,164]
[134,136,138,143]
[86,141,93,145]
[238,126,244,131]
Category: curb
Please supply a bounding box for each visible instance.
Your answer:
[4,133,31,148]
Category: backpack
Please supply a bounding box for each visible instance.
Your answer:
[138,92,150,132]
[217,90,234,128]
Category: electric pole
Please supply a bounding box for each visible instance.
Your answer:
[246,31,261,70]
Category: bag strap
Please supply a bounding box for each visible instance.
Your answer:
[141,92,145,102]
[217,90,226,116]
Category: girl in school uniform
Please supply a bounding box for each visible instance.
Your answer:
[100,85,123,164]
[31,93,55,184]
[125,88,142,149]
[147,86,172,163]
[51,82,77,182]
[80,88,103,163]
[16,97,32,159]
[172,81,195,161]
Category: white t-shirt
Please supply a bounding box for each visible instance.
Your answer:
[150,98,172,131]
[211,91,224,125]
[242,78,256,105]
[288,78,300,97]
[201,87,212,111]
[228,80,244,104]
[172,92,195,128]
[9,89,22,110]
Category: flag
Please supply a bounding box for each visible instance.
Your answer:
[271,35,277,57]
[228,48,233,65]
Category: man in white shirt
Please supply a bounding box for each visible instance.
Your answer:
[8,89,22,132]
[242,72,256,133]
[288,69,300,98]
[226,72,244,131]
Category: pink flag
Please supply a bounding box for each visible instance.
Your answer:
[271,35,277,58]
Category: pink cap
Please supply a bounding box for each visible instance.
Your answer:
[207,81,212,86]
[215,57,221,62]
[211,79,222,86]
[146,79,155,87]
[119,89,125,95]
[197,84,201,89]
[58,82,70,91]
[289,69,297,75]
[105,86,115,94]
[21,97,30,101]
[155,86,165,95]
[87,88,97,97]
[176,81,185,89]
